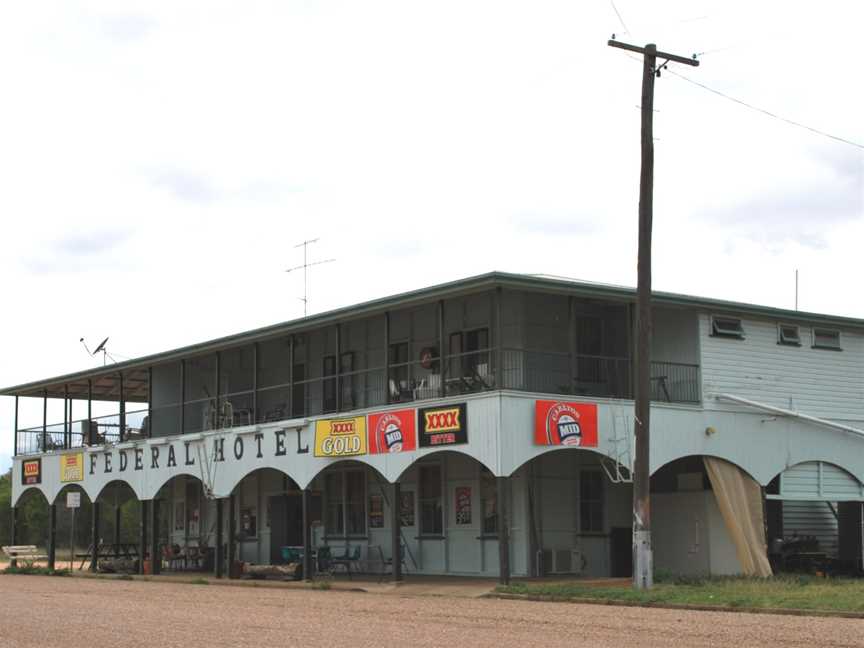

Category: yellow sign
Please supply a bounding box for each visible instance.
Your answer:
[314,416,367,457]
[60,453,84,483]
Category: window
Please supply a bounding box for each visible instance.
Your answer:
[340,351,355,410]
[778,324,801,346]
[419,464,443,535]
[325,470,366,537]
[812,328,841,351]
[711,316,744,339]
[325,472,344,535]
[480,468,497,536]
[389,341,411,402]
[345,471,366,536]
[322,355,337,413]
[291,362,306,417]
[579,471,604,533]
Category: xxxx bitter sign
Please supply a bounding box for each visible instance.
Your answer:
[314,416,367,457]
[21,458,41,485]
[419,403,467,447]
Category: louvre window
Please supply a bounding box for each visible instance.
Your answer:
[711,316,744,339]
[778,324,801,346]
[419,464,443,535]
[812,328,841,351]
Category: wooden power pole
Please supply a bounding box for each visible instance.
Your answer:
[607,39,699,590]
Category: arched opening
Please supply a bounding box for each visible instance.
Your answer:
[513,448,633,579]
[91,481,141,573]
[8,488,50,560]
[227,467,304,570]
[764,461,864,575]
[305,460,393,578]
[388,450,510,578]
[650,455,769,578]
[52,484,93,571]
[151,474,212,574]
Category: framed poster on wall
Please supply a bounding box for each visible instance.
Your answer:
[455,486,472,525]
[400,491,415,527]
[369,494,384,528]
[174,502,185,531]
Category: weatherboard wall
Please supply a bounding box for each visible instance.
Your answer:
[699,313,864,424]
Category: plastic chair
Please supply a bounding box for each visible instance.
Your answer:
[377,543,407,583]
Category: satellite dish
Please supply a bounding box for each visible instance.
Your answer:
[93,337,109,354]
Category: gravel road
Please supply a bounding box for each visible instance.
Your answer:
[0,575,861,648]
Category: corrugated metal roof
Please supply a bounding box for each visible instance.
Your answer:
[2,271,862,398]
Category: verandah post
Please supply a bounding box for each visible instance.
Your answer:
[90,501,101,572]
[47,504,57,570]
[497,476,510,586]
[150,498,161,575]
[139,500,149,574]
[391,481,402,582]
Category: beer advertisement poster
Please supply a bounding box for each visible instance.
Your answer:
[60,452,85,482]
[419,403,467,447]
[455,486,472,525]
[22,458,41,485]
[314,416,367,457]
[400,491,415,527]
[368,409,416,454]
[534,401,598,447]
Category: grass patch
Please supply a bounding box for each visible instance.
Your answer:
[497,575,864,613]
[311,579,332,590]
[189,577,209,585]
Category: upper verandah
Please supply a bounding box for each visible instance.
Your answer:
[3,271,862,401]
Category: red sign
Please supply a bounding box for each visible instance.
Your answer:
[22,458,41,485]
[368,409,416,454]
[534,401,598,447]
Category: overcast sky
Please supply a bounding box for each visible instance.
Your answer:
[1,1,862,470]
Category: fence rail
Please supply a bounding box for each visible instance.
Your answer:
[15,350,700,455]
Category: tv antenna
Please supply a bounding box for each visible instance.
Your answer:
[285,238,335,316]
[80,336,116,366]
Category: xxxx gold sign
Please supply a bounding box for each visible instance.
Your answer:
[419,403,467,447]
[314,416,367,457]
[60,453,85,483]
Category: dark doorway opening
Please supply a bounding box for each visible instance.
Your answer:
[269,494,303,565]
[610,526,632,577]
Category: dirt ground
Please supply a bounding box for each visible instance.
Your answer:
[0,575,862,648]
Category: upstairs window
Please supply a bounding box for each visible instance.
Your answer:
[812,328,841,351]
[778,324,801,346]
[711,316,744,339]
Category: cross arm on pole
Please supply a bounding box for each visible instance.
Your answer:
[607,39,700,67]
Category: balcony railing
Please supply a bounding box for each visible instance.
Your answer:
[14,351,700,455]
[15,409,149,455]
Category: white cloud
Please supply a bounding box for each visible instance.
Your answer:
[0,0,861,452]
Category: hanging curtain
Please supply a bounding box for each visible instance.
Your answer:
[703,457,772,577]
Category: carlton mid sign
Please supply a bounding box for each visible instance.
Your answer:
[534,401,598,447]
[419,404,467,447]
[314,416,367,457]
[368,409,416,454]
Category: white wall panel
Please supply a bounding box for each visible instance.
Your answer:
[700,314,864,423]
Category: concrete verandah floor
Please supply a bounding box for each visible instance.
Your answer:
[67,569,630,597]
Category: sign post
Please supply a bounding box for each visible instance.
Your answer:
[67,492,81,571]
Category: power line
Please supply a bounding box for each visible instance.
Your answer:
[665,68,864,150]
[609,0,630,36]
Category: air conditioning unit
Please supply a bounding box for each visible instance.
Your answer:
[540,548,585,575]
